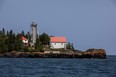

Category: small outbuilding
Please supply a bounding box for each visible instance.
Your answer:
[21,36,28,46]
[50,36,66,49]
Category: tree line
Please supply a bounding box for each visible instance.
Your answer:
[0,28,50,52]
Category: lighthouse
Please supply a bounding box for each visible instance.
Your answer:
[31,22,37,46]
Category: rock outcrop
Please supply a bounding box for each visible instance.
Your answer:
[0,49,106,59]
[82,49,106,59]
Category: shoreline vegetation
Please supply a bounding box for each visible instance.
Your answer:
[0,28,106,59]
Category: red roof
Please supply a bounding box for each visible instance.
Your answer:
[50,36,66,43]
[21,36,28,40]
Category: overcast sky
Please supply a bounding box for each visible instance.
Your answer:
[0,0,116,55]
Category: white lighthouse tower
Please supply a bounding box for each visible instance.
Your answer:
[31,22,37,46]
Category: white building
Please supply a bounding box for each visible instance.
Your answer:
[21,36,28,46]
[50,36,66,49]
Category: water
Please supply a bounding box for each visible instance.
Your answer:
[0,56,116,77]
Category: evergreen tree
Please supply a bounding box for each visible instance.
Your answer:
[35,38,43,51]
[66,42,75,50]
[7,30,15,52]
[71,43,75,51]
[21,30,25,36]
[2,28,5,35]
[67,42,71,50]
[14,34,23,51]
[26,32,31,41]
[0,31,8,52]
[39,33,50,45]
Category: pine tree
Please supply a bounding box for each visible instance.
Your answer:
[39,32,50,45]
[0,31,8,52]
[66,42,75,50]
[7,30,15,52]
[35,38,43,51]
[14,34,23,51]
[2,28,5,35]
[21,30,25,36]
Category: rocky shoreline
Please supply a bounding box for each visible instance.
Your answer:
[0,49,106,59]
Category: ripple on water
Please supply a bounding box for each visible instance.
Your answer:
[0,57,116,77]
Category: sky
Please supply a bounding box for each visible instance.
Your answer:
[0,0,116,55]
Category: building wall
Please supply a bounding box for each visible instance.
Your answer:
[23,40,28,44]
[50,42,66,49]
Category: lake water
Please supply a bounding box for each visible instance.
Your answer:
[0,56,116,77]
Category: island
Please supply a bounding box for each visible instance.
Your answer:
[0,22,106,59]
